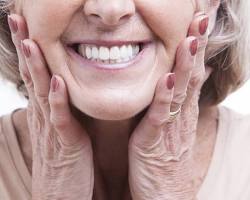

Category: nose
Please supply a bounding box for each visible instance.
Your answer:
[84,0,135,27]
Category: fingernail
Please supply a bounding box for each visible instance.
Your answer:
[51,75,59,92]
[167,73,175,90]
[7,15,18,34]
[199,16,209,35]
[190,38,198,56]
[21,41,31,58]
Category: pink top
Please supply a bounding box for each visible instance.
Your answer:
[0,106,250,200]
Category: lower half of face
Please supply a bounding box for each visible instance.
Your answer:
[23,0,194,120]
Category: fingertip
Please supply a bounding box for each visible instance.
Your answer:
[21,40,31,58]
[50,75,60,93]
[199,16,209,36]
[8,14,28,40]
[49,75,67,97]
[49,75,73,135]
[7,15,18,34]
[155,73,175,102]
[53,75,67,93]
[166,73,175,90]
[190,37,198,57]
[175,37,197,71]
[23,39,42,60]
[188,14,209,37]
[177,36,197,54]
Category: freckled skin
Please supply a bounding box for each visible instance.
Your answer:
[20,0,195,120]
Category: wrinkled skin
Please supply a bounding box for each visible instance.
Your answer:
[9,0,220,199]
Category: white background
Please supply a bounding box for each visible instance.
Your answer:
[1,78,250,116]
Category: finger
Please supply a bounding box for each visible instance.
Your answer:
[7,15,40,145]
[170,36,198,111]
[7,14,28,61]
[184,14,210,106]
[7,15,28,76]
[7,15,33,94]
[48,75,89,153]
[129,73,174,151]
[188,13,209,61]
[187,14,209,93]
[21,39,51,119]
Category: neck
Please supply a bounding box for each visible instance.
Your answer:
[71,105,147,150]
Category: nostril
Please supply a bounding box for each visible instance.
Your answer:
[120,14,131,22]
[91,13,101,19]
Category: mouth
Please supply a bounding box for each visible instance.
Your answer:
[66,40,153,70]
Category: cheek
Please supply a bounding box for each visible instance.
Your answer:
[136,0,195,52]
[23,0,83,43]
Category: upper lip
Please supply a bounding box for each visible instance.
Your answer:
[67,39,152,47]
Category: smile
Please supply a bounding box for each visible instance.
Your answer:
[66,40,153,70]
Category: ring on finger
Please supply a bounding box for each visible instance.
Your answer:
[167,105,182,123]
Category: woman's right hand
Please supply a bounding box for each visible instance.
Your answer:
[8,14,94,200]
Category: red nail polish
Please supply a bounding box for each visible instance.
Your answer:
[199,16,209,35]
[190,38,198,56]
[21,41,31,58]
[167,73,175,90]
[51,75,59,92]
[7,15,18,34]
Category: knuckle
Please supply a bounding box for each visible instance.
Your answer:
[198,38,208,49]
[36,93,49,106]
[173,91,187,104]
[50,114,71,130]
[24,77,34,89]
[178,61,192,73]
[32,111,45,132]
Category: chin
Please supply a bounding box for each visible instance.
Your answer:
[70,92,153,121]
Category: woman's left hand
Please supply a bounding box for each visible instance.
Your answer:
[128,13,212,200]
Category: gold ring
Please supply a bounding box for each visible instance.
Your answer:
[167,106,182,123]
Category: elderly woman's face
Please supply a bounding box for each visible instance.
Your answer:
[20,0,196,120]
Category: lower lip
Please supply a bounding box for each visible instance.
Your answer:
[66,43,153,71]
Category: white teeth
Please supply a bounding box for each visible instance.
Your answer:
[92,47,99,59]
[86,46,92,59]
[110,46,120,60]
[99,47,109,60]
[127,45,133,58]
[77,44,141,64]
[120,45,128,59]
[133,45,140,55]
